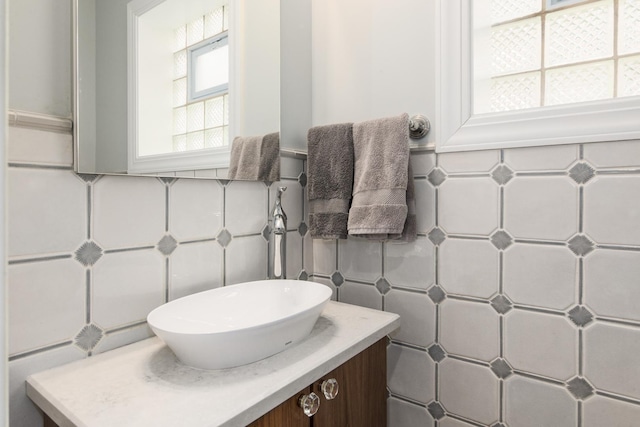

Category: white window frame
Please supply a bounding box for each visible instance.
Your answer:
[187,32,229,102]
[435,0,640,153]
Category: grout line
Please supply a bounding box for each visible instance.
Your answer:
[388,391,428,408]
[105,320,148,335]
[180,237,218,245]
[596,244,640,252]
[8,254,72,264]
[446,413,485,427]
[596,316,640,329]
[579,186,584,234]
[434,362,439,401]
[513,238,566,246]
[165,258,170,303]
[447,354,490,367]
[512,370,565,386]
[87,185,92,240]
[85,270,91,324]
[104,246,155,254]
[9,341,74,361]
[447,294,491,304]
[578,401,583,427]
[165,185,170,233]
[512,304,565,316]
[499,252,504,294]
[500,380,505,423]
[596,390,640,407]
[500,316,504,358]
[515,171,567,177]
[435,304,440,343]
[578,329,584,376]
[578,258,584,304]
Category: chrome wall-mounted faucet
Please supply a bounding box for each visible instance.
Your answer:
[272,186,287,279]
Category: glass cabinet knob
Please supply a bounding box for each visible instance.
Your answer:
[298,392,320,417]
[320,378,339,400]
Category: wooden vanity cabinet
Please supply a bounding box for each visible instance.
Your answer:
[249,338,387,427]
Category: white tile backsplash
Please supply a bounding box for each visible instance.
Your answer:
[224,180,268,236]
[503,144,579,171]
[8,259,86,355]
[384,236,435,290]
[170,241,223,300]
[585,323,640,400]
[505,376,578,427]
[169,179,223,241]
[439,239,499,298]
[439,177,500,236]
[504,176,579,241]
[440,299,500,362]
[438,149,501,173]
[583,139,640,168]
[439,358,500,425]
[387,343,436,404]
[225,235,268,285]
[584,249,640,321]
[92,249,165,330]
[503,243,577,310]
[388,397,434,426]
[385,289,435,347]
[584,395,640,427]
[9,168,87,257]
[504,310,577,380]
[93,175,166,249]
[584,176,640,245]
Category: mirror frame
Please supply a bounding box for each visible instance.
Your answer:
[436,0,640,153]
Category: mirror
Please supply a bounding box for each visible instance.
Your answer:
[73,0,281,179]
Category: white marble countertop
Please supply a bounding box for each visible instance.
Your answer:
[27,301,400,427]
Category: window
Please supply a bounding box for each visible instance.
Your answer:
[480,0,640,114]
[172,6,230,154]
[436,0,640,153]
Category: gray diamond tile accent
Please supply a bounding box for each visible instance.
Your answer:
[569,162,595,184]
[428,228,446,246]
[331,271,344,287]
[491,295,513,314]
[217,179,230,187]
[298,222,308,237]
[428,344,446,362]
[157,235,178,255]
[491,230,513,250]
[75,324,104,351]
[428,168,447,186]
[491,424,507,427]
[298,172,307,187]
[490,358,513,379]
[158,177,177,185]
[568,235,595,257]
[568,305,594,327]
[262,225,271,242]
[491,165,514,185]
[428,285,446,304]
[298,270,309,281]
[567,376,594,399]
[375,278,391,295]
[75,241,103,266]
[76,173,100,183]
[217,229,232,248]
[427,401,446,420]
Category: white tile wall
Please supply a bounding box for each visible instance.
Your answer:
[11,123,640,427]
[311,141,640,426]
[7,126,308,427]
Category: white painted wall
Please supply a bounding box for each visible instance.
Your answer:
[311,0,436,147]
[9,0,72,117]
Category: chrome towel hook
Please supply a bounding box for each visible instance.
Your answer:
[409,115,430,139]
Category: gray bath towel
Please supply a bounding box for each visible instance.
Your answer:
[348,113,415,241]
[307,123,354,239]
[228,133,280,181]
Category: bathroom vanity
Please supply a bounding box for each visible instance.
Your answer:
[27,301,399,426]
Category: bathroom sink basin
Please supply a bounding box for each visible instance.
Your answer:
[147,280,332,370]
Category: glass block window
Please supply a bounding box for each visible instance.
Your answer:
[172,5,229,153]
[486,0,640,112]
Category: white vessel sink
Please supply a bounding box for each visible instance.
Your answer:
[147,280,332,370]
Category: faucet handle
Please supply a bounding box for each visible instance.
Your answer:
[277,186,287,198]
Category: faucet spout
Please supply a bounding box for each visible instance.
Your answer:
[272,187,287,279]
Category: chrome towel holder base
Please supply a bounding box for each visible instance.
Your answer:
[409,115,430,140]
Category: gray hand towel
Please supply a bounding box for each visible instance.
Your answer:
[307,123,354,239]
[258,132,280,182]
[228,133,280,181]
[348,113,415,241]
